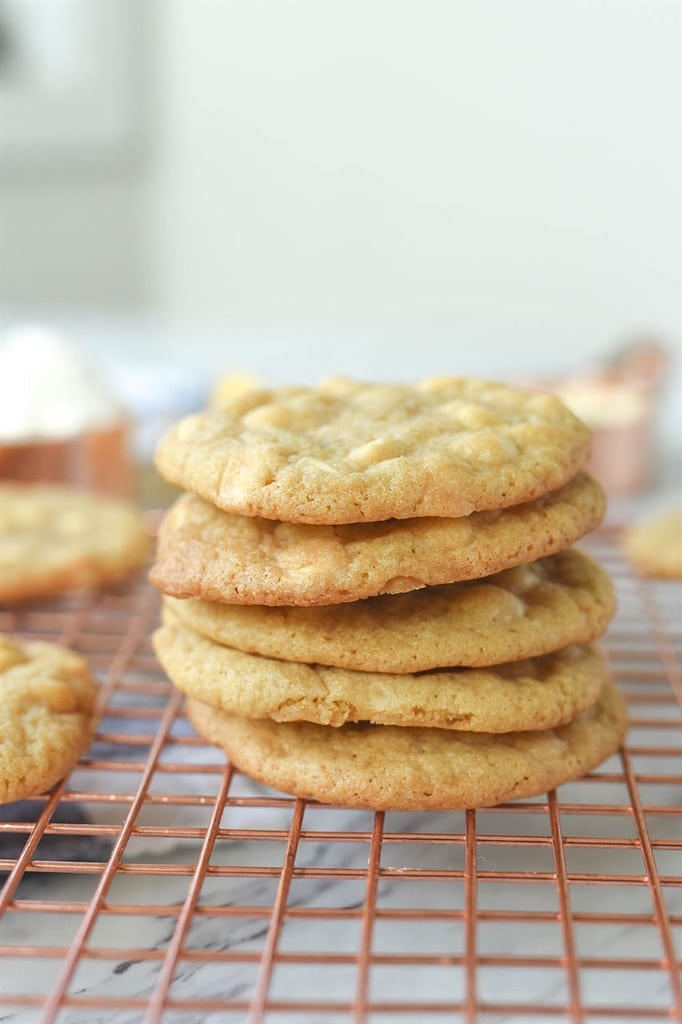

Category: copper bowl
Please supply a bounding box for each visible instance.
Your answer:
[0,419,136,498]
[548,377,657,497]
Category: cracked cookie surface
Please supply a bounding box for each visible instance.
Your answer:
[155,610,610,733]
[0,634,99,803]
[154,377,591,523]
[186,679,627,810]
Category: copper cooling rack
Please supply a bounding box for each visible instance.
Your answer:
[0,525,680,1024]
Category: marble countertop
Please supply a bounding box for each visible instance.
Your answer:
[2,788,680,1023]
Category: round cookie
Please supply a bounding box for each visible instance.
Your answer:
[186,680,628,810]
[623,510,682,579]
[154,377,591,524]
[155,613,610,733]
[0,634,99,803]
[150,473,605,606]
[165,549,615,672]
[0,483,151,603]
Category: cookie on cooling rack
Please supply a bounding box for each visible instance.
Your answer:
[0,634,99,803]
[623,510,682,580]
[150,473,605,606]
[163,549,615,672]
[155,608,611,733]
[0,483,151,603]
[154,377,591,524]
[185,679,627,811]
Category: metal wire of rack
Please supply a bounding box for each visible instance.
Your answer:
[0,525,680,1024]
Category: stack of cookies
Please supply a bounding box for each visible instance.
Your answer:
[150,377,627,810]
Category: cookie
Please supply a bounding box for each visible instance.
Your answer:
[154,377,591,524]
[0,484,151,603]
[623,510,682,579]
[165,549,615,672]
[0,634,99,803]
[150,473,605,606]
[185,679,627,810]
[155,609,610,732]
[210,372,263,408]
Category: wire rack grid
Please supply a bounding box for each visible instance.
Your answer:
[0,525,680,1024]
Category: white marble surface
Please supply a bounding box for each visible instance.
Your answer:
[1,789,680,1024]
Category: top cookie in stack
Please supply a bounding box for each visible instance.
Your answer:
[151,376,626,810]
[155,376,591,524]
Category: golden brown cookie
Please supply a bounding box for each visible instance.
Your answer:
[186,679,627,810]
[155,610,610,732]
[150,473,605,606]
[154,377,591,524]
[165,549,615,671]
[623,510,682,579]
[0,483,151,603]
[0,634,99,803]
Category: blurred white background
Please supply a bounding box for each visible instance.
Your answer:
[0,0,679,445]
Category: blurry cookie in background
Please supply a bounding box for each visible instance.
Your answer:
[210,371,263,408]
[623,510,682,579]
[0,484,151,603]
